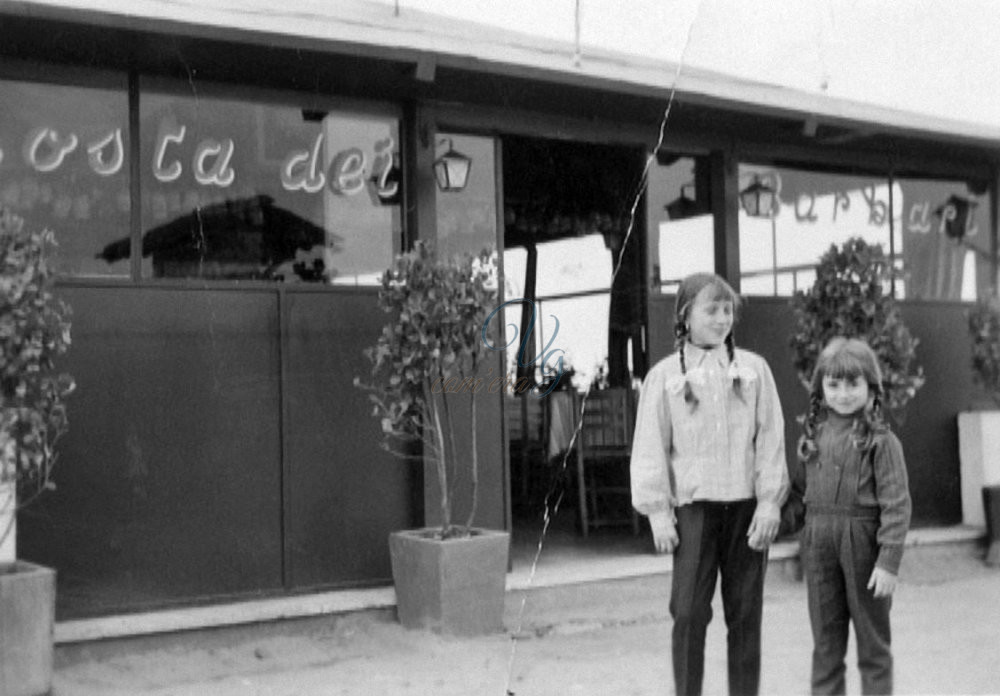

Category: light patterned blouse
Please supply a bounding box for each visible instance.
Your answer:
[630,343,789,521]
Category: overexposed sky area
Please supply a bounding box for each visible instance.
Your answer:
[377,0,1000,129]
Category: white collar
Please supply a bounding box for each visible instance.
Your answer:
[684,342,730,369]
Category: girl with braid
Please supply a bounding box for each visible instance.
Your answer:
[789,337,911,695]
[630,272,788,696]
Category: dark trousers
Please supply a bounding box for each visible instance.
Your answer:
[671,499,766,696]
[803,514,893,695]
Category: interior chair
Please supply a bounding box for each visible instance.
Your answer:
[507,392,549,513]
[574,387,641,537]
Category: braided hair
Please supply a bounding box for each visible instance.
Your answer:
[797,337,888,462]
[673,273,742,410]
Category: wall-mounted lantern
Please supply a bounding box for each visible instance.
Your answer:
[433,138,472,192]
[739,175,778,217]
[935,194,978,240]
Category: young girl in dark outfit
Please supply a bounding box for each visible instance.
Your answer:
[790,337,912,695]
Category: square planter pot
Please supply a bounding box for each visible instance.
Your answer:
[958,411,1000,527]
[0,561,56,696]
[389,528,510,636]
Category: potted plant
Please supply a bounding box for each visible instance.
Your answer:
[961,296,1000,563]
[790,237,925,420]
[356,241,508,635]
[0,207,74,696]
[783,238,924,548]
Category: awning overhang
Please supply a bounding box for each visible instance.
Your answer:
[4,0,1000,155]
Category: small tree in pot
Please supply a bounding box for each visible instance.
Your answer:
[789,237,924,420]
[356,241,507,634]
[0,206,75,696]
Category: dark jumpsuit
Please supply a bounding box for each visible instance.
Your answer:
[796,411,911,696]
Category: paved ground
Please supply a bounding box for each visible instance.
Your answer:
[54,541,999,695]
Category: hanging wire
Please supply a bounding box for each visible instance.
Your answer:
[502,1,707,692]
[573,0,582,67]
[815,1,831,91]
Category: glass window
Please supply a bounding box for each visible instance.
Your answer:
[436,134,496,260]
[133,82,400,283]
[648,153,714,294]
[893,177,991,301]
[0,77,130,277]
[738,165,891,296]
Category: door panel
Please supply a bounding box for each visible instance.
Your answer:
[282,289,417,588]
[19,286,285,618]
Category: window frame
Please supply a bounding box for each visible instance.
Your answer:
[0,61,404,288]
[0,62,132,282]
[733,147,997,303]
[132,76,404,288]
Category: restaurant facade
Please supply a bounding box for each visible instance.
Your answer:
[2,1,999,620]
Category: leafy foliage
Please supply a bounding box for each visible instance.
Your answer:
[0,207,75,508]
[356,242,498,538]
[789,237,924,418]
[967,296,1000,406]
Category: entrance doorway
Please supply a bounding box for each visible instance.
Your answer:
[499,135,649,565]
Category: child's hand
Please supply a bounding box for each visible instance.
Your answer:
[867,567,898,598]
[747,513,779,551]
[649,514,679,554]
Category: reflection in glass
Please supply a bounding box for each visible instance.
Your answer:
[97,194,329,280]
[738,165,890,297]
[647,153,714,293]
[737,163,992,302]
[133,89,400,283]
[893,177,990,301]
[0,78,130,277]
[436,134,496,260]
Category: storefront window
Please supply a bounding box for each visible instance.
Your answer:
[436,133,496,260]
[737,163,993,301]
[738,165,891,296]
[133,82,401,283]
[0,77,130,277]
[647,153,714,294]
[892,177,991,301]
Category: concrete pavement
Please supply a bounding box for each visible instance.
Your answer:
[53,538,999,695]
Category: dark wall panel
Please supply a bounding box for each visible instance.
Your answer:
[283,290,417,589]
[19,287,284,619]
[646,294,963,526]
[897,302,968,525]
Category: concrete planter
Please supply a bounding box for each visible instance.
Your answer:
[0,561,56,696]
[389,528,510,636]
[957,411,1000,527]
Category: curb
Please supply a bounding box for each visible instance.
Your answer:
[54,525,984,645]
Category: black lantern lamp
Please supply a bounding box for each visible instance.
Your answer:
[739,175,778,218]
[665,182,700,220]
[934,194,978,240]
[433,138,472,192]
